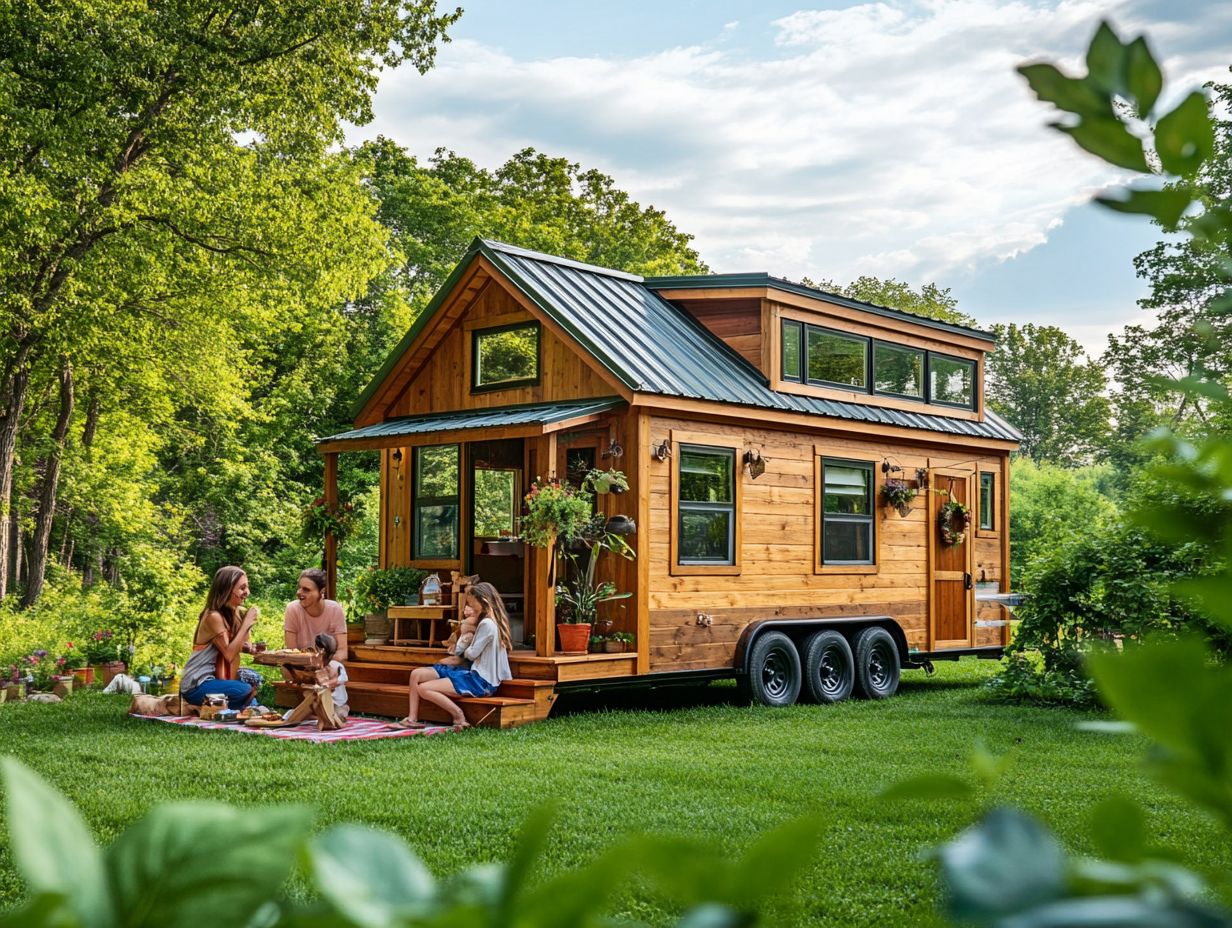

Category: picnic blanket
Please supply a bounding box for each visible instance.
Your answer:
[135,714,452,743]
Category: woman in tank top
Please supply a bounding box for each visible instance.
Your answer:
[179,566,260,709]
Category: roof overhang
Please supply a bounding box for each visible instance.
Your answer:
[317,398,626,453]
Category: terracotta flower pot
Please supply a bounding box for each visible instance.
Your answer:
[603,639,627,653]
[72,666,95,686]
[101,661,127,685]
[557,623,592,654]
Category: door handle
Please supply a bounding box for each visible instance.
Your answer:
[964,572,973,590]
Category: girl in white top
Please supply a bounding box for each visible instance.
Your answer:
[393,581,513,730]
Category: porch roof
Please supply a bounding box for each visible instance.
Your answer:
[317,398,626,450]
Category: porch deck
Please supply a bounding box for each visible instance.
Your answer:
[273,644,639,729]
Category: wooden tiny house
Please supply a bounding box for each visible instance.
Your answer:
[314,239,1021,726]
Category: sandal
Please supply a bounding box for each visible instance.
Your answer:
[388,718,427,730]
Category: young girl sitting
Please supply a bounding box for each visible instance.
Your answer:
[393,581,513,730]
[315,632,350,721]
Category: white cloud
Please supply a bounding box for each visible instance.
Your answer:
[354,1,1231,312]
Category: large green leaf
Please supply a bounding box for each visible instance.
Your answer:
[880,773,974,802]
[1017,63,1108,117]
[1125,36,1162,117]
[1084,22,1128,97]
[1096,188,1192,230]
[0,893,76,928]
[105,803,310,928]
[1,758,113,928]
[727,816,824,904]
[1088,796,1145,862]
[937,808,1065,922]
[306,824,436,928]
[1155,92,1216,176]
[1058,116,1150,172]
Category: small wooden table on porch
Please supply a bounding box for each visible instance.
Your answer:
[388,605,454,648]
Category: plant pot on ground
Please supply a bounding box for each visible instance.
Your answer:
[101,662,127,685]
[52,676,74,698]
[72,666,95,686]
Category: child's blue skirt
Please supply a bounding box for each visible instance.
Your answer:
[433,664,496,697]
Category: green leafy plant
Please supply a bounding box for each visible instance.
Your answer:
[555,515,635,625]
[520,477,594,548]
[881,477,917,515]
[80,630,119,665]
[301,496,357,544]
[352,566,429,613]
[0,757,823,927]
[586,467,629,494]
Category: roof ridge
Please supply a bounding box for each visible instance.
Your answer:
[479,238,644,283]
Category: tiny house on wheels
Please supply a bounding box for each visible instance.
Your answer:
[309,239,1021,727]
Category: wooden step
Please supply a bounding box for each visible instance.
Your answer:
[272,677,555,729]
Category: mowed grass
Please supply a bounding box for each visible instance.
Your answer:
[1,659,1228,925]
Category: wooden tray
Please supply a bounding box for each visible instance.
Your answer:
[253,649,322,670]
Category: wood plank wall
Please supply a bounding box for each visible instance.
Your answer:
[670,298,763,369]
[642,413,1009,673]
[388,281,617,417]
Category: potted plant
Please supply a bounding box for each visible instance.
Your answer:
[586,467,629,495]
[554,512,635,654]
[23,651,55,693]
[60,642,92,685]
[520,477,594,549]
[352,566,428,643]
[604,631,635,654]
[588,634,606,654]
[301,496,356,544]
[83,629,120,680]
[881,478,918,517]
[4,665,25,701]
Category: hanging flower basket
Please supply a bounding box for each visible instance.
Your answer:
[881,478,917,517]
[938,499,972,546]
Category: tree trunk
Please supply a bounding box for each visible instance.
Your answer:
[0,340,33,601]
[11,515,21,588]
[23,359,74,607]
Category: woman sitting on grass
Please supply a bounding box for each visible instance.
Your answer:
[179,566,260,710]
[393,581,513,731]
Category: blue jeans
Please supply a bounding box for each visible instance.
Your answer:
[182,678,255,709]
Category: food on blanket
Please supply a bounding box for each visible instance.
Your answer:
[261,712,283,721]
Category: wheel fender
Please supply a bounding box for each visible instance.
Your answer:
[735,617,909,674]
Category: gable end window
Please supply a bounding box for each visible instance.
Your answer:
[979,471,995,532]
[413,444,460,560]
[677,444,736,566]
[472,322,541,391]
[821,459,875,565]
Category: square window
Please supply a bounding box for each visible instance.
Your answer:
[929,355,975,408]
[473,323,540,390]
[808,327,868,389]
[873,343,925,398]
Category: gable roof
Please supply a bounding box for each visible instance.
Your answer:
[352,238,1020,444]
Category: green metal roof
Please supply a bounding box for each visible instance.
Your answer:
[352,238,1021,444]
[644,272,996,342]
[320,398,625,446]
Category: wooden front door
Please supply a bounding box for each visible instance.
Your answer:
[929,469,974,650]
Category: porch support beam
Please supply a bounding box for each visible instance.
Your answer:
[324,451,338,599]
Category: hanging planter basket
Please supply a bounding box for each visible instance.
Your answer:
[881,478,917,518]
[938,499,972,546]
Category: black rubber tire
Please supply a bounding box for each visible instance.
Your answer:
[741,631,802,707]
[802,630,855,704]
[853,626,901,699]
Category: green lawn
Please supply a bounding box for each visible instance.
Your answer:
[1,659,1227,925]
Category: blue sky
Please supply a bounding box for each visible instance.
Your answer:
[353,1,1232,354]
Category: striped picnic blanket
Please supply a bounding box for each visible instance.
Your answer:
[136,714,452,743]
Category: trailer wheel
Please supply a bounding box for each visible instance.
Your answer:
[853,627,900,699]
[741,632,801,707]
[802,630,855,704]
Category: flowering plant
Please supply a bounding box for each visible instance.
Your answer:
[58,642,85,671]
[82,629,119,664]
[520,478,594,548]
[881,478,918,516]
[301,497,356,543]
[23,651,55,691]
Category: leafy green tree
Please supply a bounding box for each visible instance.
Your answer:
[803,274,978,327]
[985,323,1111,465]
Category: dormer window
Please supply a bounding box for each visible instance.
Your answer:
[928,354,975,409]
[807,327,868,389]
[472,322,541,391]
[873,343,924,399]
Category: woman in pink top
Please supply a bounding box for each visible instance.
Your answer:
[283,568,348,662]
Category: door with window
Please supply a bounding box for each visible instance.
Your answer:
[929,469,974,649]
[467,440,525,641]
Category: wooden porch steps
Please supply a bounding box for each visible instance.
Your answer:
[271,674,556,729]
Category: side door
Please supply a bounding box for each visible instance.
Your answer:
[929,468,974,650]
